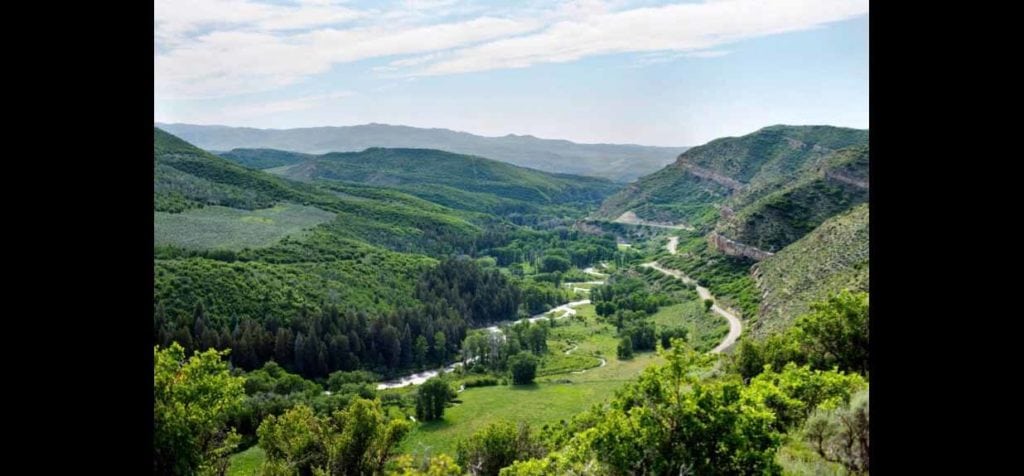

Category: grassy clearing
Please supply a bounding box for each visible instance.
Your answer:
[401,379,631,458]
[399,305,664,457]
[155,202,335,250]
[227,445,265,476]
[649,301,728,352]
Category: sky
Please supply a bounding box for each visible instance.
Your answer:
[154,0,869,147]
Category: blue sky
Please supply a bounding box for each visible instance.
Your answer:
[155,0,868,146]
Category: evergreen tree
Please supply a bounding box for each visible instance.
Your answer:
[293,333,308,375]
[171,323,194,354]
[273,328,294,368]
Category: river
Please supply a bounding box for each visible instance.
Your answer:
[376,298,596,389]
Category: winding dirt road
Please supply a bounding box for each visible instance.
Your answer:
[642,236,742,354]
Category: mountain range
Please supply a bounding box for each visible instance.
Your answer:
[155,122,688,182]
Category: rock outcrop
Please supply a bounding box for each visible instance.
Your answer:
[681,163,744,192]
[707,231,774,261]
[825,170,869,189]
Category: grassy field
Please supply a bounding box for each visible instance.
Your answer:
[227,445,265,476]
[399,305,665,457]
[226,302,725,466]
[649,301,729,352]
[401,379,629,458]
[155,202,335,250]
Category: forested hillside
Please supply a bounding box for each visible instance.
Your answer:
[154,128,623,382]
[224,146,621,215]
[156,122,688,182]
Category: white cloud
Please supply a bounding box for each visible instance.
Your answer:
[685,50,730,58]
[401,0,462,10]
[413,0,868,75]
[155,0,868,98]
[156,15,541,98]
[166,91,355,124]
[155,0,366,46]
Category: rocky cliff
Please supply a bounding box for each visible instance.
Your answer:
[707,231,775,261]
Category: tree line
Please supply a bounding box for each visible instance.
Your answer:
[154,257,524,380]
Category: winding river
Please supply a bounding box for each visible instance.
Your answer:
[376,298,597,389]
[375,246,743,390]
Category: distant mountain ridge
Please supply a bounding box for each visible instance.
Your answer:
[155,122,688,182]
[221,146,622,215]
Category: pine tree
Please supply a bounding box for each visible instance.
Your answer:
[191,301,206,336]
[171,323,194,354]
[154,302,167,343]
[293,333,308,375]
[274,328,294,368]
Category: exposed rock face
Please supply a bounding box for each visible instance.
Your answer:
[681,163,744,192]
[707,231,774,261]
[825,170,869,189]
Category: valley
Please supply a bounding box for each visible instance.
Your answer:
[153,124,870,476]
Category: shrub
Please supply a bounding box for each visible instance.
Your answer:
[508,352,538,385]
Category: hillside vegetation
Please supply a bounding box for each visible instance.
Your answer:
[156,122,688,182]
[219,148,313,170]
[152,124,871,476]
[596,125,868,235]
[154,128,628,384]
[750,204,869,338]
[716,145,869,252]
[224,147,621,215]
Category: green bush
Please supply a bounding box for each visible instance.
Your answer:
[508,352,538,385]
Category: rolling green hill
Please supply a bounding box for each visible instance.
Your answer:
[153,129,613,378]
[156,122,688,182]
[595,125,868,232]
[222,147,622,215]
[155,128,482,255]
[219,148,313,170]
[153,128,549,383]
[750,204,869,338]
[153,127,477,325]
